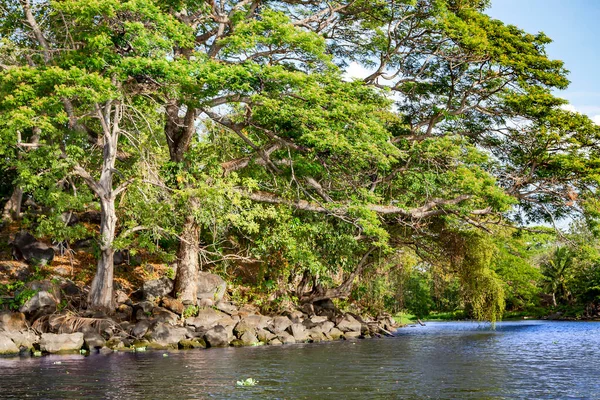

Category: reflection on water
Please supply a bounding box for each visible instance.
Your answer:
[0,321,599,399]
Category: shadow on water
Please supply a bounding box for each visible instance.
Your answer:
[1,321,599,399]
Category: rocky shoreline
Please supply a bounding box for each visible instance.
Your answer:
[0,272,399,357]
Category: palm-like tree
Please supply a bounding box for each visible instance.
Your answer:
[541,247,574,307]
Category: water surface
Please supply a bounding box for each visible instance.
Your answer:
[0,320,598,399]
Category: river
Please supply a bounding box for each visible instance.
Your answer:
[0,320,598,399]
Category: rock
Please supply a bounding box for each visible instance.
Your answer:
[19,290,59,315]
[161,297,185,314]
[196,271,226,303]
[116,304,133,320]
[307,329,326,342]
[105,338,125,350]
[131,320,151,338]
[198,298,213,308]
[143,277,174,301]
[204,325,233,348]
[0,312,27,331]
[0,333,20,355]
[310,316,329,324]
[233,320,255,337]
[239,330,258,346]
[277,332,296,344]
[185,308,226,330]
[147,322,188,348]
[215,301,238,315]
[287,310,305,324]
[269,338,282,346]
[84,332,106,350]
[288,323,309,342]
[238,304,260,316]
[39,332,84,353]
[3,331,37,351]
[269,316,292,334]
[133,301,156,319]
[316,320,334,334]
[142,277,174,300]
[344,331,361,340]
[151,307,179,325]
[336,315,361,333]
[257,328,276,343]
[179,338,206,349]
[10,231,54,266]
[328,327,343,340]
[115,290,130,304]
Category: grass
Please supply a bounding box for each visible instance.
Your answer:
[393,312,417,325]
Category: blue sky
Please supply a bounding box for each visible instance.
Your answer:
[488,0,600,124]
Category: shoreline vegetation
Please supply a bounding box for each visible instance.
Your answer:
[1,0,600,360]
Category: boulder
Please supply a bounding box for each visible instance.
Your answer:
[84,332,106,350]
[316,320,335,334]
[151,307,179,326]
[277,332,296,344]
[336,315,361,333]
[196,272,226,303]
[0,312,27,331]
[115,290,130,305]
[10,231,54,266]
[204,325,233,348]
[161,297,185,315]
[19,290,59,315]
[269,338,283,346]
[215,301,238,315]
[39,332,84,353]
[308,329,327,342]
[257,328,276,343]
[269,316,292,334]
[0,333,20,355]
[328,327,343,340]
[288,323,309,342]
[178,338,206,349]
[185,308,226,330]
[3,331,38,351]
[239,330,259,346]
[133,301,156,320]
[287,310,305,324]
[310,316,329,324]
[143,277,174,301]
[131,320,151,338]
[147,322,188,348]
[344,331,361,340]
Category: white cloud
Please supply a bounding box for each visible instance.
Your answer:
[560,103,578,113]
[343,62,373,81]
[592,115,600,125]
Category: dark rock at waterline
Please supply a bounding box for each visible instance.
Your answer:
[336,315,362,333]
[269,316,293,334]
[204,325,234,348]
[196,272,227,303]
[10,231,54,266]
[0,333,20,355]
[132,320,151,338]
[185,308,226,330]
[84,332,106,350]
[147,322,188,348]
[39,332,84,353]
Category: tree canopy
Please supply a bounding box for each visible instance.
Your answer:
[1,0,599,321]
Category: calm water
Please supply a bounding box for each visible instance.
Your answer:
[0,321,599,399]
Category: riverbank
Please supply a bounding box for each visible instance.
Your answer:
[0,272,398,357]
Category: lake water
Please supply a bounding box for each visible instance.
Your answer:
[0,320,599,399]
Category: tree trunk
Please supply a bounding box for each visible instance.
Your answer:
[2,187,23,221]
[88,197,117,311]
[300,247,375,303]
[174,212,200,305]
